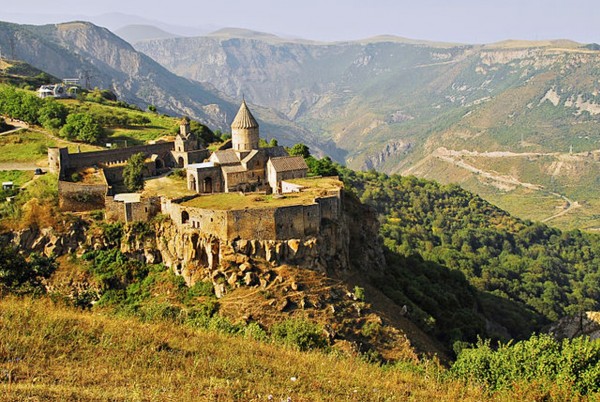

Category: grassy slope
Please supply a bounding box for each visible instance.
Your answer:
[406,151,600,231]
[0,130,101,165]
[0,297,494,402]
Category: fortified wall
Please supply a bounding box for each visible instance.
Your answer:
[142,184,367,283]
[147,187,385,284]
[161,188,341,241]
[57,170,109,212]
[48,142,176,179]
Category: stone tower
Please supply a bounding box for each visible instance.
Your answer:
[231,100,259,152]
[180,117,191,137]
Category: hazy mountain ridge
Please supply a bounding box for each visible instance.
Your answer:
[135,31,600,168]
[0,21,329,152]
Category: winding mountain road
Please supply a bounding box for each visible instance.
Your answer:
[431,147,580,223]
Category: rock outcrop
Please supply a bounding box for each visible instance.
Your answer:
[6,190,385,295]
[548,312,600,340]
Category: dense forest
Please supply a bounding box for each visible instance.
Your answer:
[333,167,600,348]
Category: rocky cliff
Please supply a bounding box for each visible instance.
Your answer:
[4,192,420,359]
[6,191,385,292]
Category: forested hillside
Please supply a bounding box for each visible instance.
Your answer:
[337,167,600,348]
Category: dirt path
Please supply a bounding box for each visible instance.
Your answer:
[542,193,580,223]
[0,162,42,171]
[0,118,30,136]
[433,147,544,190]
[431,147,579,223]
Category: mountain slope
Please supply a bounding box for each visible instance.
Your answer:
[0,21,327,151]
[114,24,179,44]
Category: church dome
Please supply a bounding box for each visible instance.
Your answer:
[231,100,259,130]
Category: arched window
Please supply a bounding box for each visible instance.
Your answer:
[181,210,190,224]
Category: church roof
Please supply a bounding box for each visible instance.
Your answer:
[231,100,259,129]
[268,156,308,172]
[210,149,241,165]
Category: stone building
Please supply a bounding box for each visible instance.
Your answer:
[186,100,308,194]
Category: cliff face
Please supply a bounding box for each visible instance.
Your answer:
[7,191,385,288]
[121,192,385,288]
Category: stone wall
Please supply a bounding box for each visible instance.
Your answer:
[58,174,108,212]
[105,196,161,222]
[317,190,342,221]
[53,142,175,178]
[162,191,341,242]
[149,190,381,280]
[168,202,229,239]
[228,208,277,240]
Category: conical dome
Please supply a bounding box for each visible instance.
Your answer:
[231,100,259,130]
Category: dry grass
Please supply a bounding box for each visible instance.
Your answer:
[0,296,498,402]
[143,174,196,199]
[182,177,342,211]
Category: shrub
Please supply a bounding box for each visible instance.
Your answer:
[353,285,365,301]
[271,318,328,351]
[452,334,600,395]
[0,246,56,295]
[187,281,215,299]
[244,322,268,342]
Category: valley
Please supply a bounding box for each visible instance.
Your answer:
[407,147,598,229]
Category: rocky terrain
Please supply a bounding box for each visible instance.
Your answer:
[2,191,425,359]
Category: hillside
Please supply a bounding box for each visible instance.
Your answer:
[135,31,600,229]
[0,296,541,401]
[0,59,58,88]
[0,21,328,152]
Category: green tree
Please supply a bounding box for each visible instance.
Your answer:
[123,152,146,192]
[38,99,68,130]
[288,143,311,158]
[306,156,338,176]
[59,113,104,143]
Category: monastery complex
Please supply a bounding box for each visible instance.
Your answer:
[48,101,343,242]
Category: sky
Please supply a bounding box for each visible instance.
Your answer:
[2,0,599,44]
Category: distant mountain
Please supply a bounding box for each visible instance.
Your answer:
[135,30,600,228]
[0,21,327,151]
[115,24,179,44]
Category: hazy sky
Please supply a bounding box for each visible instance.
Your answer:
[3,0,599,44]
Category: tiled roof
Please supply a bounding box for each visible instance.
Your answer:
[211,149,241,165]
[231,100,259,129]
[263,146,288,158]
[222,165,247,174]
[241,150,259,164]
[269,156,308,172]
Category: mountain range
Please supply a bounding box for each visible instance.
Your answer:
[0,21,329,153]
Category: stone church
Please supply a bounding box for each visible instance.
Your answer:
[186,100,308,194]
